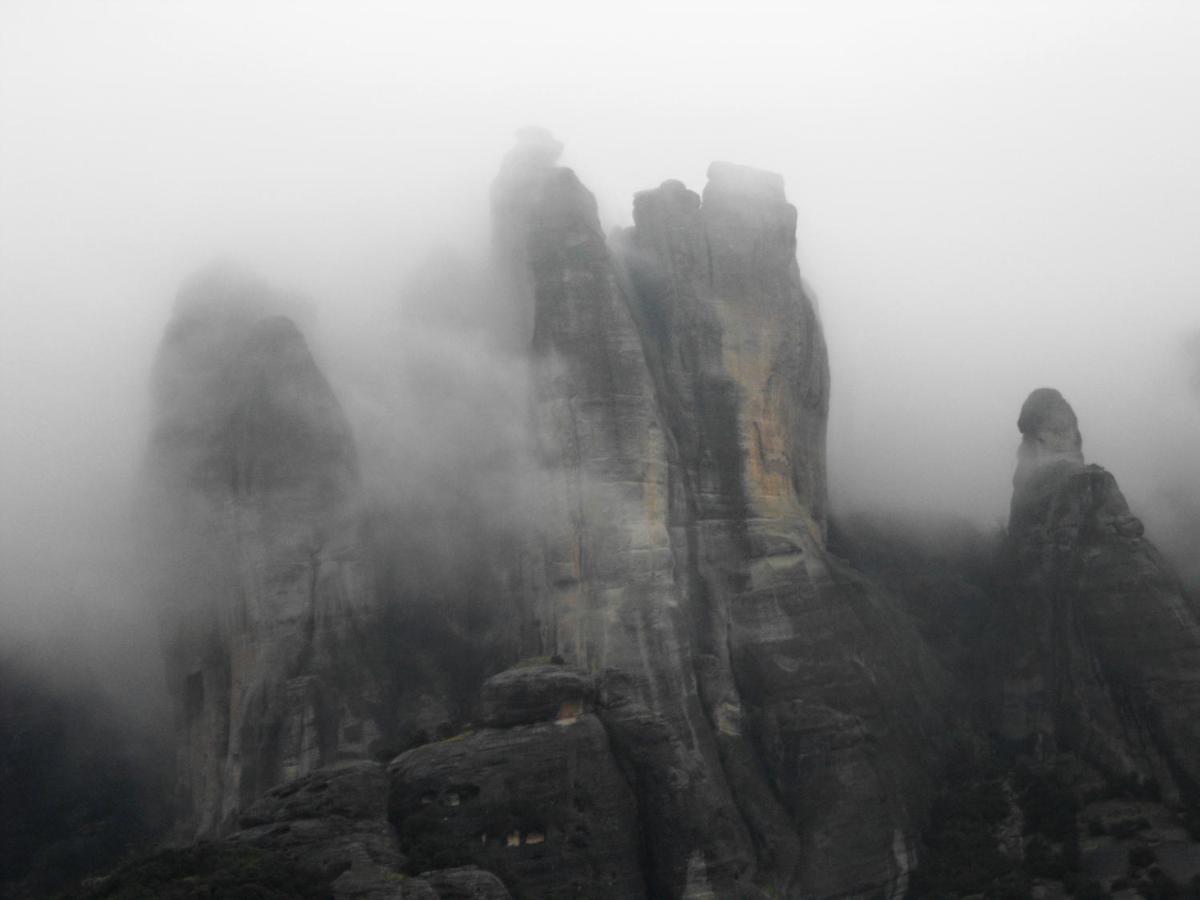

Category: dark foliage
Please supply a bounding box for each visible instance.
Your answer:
[906,742,1013,898]
[0,657,169,897]
[73,842,335,899]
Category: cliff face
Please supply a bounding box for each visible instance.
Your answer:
[998,388,1200,802]
[493,132,949,898]
[145,265,385,835]
[127,139,1200,900]
[491,131,758,897]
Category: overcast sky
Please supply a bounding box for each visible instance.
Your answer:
[3,1,1199,632]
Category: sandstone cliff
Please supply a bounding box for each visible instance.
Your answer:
[492,131,949,898]
[145,264,385,835]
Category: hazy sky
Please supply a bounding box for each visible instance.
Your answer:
[3,1,1199,632]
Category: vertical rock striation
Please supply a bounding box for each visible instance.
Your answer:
[491,130,757,897]
[614,167,946,898]
[493,132,948,898]
[145,264,384,836]
[998,388,1200,803]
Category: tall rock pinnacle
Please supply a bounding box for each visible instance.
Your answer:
[488,134,948,898]
[145,263,382,836]
[997,387,1200,802]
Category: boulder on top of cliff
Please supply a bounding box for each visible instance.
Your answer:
[1013,388,1084,489]
[145,266,380,837]
[501,126,563,172]
[996,388,1200,802]
[478,664,594,728]
[705,161,787,203]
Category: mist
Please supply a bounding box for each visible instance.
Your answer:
[3,0,1200,718]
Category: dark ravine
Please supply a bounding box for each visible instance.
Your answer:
[5,133,1199,900]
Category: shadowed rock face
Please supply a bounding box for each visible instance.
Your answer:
[133,141,950,897]
[388,713,647,899]
[998,388,1200,803]
[491,134,757,897]
[146,264,384,836]
[615,167,947,899]
[1012,387,1085,526]
[493,133,948,898]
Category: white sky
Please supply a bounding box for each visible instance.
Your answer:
[2,1,1199,624]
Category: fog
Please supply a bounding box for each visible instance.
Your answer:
[3,0,1199,685]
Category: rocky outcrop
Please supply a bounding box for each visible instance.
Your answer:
[120,140,951,896]
[997,388,1200,803]
[492,132,759,896]
[145,263,386,836]
[493,132,949,897]
[478,664,594,728]
[75,759,511,899]
[613,164,948,898]
[388,675,647,898]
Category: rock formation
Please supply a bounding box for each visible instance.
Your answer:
[145,264,386,836]
[104,137,1200,900]
[998,387,1200,803]
[494,131,949,897]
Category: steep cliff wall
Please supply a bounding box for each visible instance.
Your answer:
[614,167,947,898]
[145,264,385,835]
[491,130,758,897]
[997,388,1200,802]
[131,138,998,897]
[492,132,949,898]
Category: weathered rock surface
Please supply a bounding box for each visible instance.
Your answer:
[388,706,647,898]
[478,664,594,728]
[416,867,512,899]
[493,132,949,897]
[493,132,758,896]
[613,164,948,898]
[229,762,404,897]
[113,138,1200,900]
[997,388,1200,802]
[72,760,510,899]
[145,263,387,836]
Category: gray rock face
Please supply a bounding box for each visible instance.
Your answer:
[388,711,647,898]
[492,132,758,897]
[493,134,948,897]
[145,263,385,836]
[1012,387,1085,520]
[615,166,947,899]
[478,664,594,728]
[229,761,405,897]
[998,388,1200,802]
